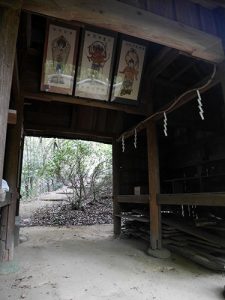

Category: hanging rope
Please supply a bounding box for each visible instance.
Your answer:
[117,64,216,142]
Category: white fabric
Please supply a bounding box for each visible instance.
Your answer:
[1,179,9,192]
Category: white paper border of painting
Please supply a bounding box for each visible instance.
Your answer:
[41,22,79,95]
[111,39,146,102]
[75,29,115,101]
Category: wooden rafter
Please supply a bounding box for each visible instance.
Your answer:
[149,48,179,79]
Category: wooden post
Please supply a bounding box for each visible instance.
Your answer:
[3,57,24,260]
[147,120,162,250]
[112,140,121,236]
[0,2,21,182]
[0,2,22,261]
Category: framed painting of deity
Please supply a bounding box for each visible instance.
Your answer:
[111,35,147,104]
[41,21,79,95]
[74,27,117,101]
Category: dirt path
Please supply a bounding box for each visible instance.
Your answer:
[0,225,224,300]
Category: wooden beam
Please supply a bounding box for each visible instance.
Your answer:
[7,110,17,125]
[22,0,224,63]
[24,92,147,116]
[116,194,149,204]
[147,121,161,250]
[25,126,114,143]
[158,192,225,206]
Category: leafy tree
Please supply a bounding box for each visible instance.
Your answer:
[45,140,112,209]
[21,137,112,209]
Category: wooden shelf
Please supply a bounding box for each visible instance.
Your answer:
[158,192,225,206]
[116,195,149,204]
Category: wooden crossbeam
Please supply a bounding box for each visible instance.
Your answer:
[24,126,114,143]
[158,192,225,206]
[24,92,147,115]
[22,0,224,63]
[116,195,149,204]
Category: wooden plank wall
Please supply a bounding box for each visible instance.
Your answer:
[117,133,148,195]
[119,0,218,36]
[159,83,225,196]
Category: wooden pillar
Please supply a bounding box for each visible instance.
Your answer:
[147,120,162,250]
[112,140,121,236]
[0,2,22,261]
[3,57,23,260]
[0,2,21,182]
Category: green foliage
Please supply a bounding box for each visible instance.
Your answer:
[21,137,112,208]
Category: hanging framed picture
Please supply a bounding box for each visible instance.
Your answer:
[74,27,116,101]
[111,35,147,104]
[41,21,79,95]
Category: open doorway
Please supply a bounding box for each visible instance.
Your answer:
[19,136,112,228]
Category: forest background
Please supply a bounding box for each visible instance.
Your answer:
[21,137,112,210]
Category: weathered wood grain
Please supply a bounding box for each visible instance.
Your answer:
[158,192,225,206]
[22,0,224,62]
[147,121,161,250]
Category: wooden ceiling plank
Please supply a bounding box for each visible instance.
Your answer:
[191,0,225,9]
[169,62,194,82]
[22,0,224,63]
[149,48,179,79]
[0,0,22,9]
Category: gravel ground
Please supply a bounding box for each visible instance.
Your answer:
[1,225,225,300]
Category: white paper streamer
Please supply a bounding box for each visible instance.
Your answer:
[134,129,137,149]
[163,112,168,136]
[197,89,204,120]
[122,135,125,152]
